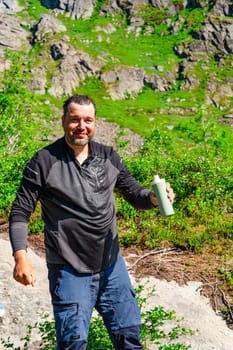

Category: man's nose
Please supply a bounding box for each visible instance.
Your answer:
[77,119,85,128]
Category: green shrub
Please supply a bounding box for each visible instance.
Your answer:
[116,113,233,252]
[0,51,53,216]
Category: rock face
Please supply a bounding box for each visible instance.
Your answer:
[48,48,103,97]
[196,17,233,55]
[32,14,66,43]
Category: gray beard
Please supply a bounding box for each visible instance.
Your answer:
[71,138,89,146]
[66,134,91,147]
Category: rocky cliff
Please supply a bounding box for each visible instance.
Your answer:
[0,0,232,125]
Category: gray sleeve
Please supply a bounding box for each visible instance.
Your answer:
[9,222,28,253]
[9,153,43,254]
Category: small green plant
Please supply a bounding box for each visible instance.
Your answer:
[218,268,233,287]
[138,284,194,349]
[36,313,56,350]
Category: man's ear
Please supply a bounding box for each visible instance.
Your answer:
[61,116,65,127]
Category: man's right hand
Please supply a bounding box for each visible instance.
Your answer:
[13,250,36,286]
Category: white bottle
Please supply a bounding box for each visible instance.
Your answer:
[151,174,174,217]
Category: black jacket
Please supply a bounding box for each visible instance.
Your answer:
[10,137,153,273]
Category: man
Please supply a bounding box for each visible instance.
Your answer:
[9,94,174,350]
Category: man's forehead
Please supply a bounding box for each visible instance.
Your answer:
[66,102,96,117]
[68,102,95,111]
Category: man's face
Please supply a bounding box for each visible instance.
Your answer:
[62,102,96,148]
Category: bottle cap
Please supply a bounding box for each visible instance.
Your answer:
[154,174,160,183]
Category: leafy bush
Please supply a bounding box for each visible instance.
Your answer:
[0,51,53,217]
[116,112,233,251]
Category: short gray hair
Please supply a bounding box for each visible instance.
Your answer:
[63,95,96,118]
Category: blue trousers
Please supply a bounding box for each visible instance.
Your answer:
[47,257,142,350]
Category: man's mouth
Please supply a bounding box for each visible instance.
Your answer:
[73,132,87,138]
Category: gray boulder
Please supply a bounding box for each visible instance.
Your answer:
[150,0,180,15]
[33,14,66,43]
[93,23,116,35]
[101,66,145,100]
[184,0,233,16]
[0,13,30,54]
[174,39,213,59]
[211,0,233,16]
[48,48,102,97]
[40,0,97,19]
[205,78,233,109]
[29,66,47,95]
[144,74,172,92]
[0,0,22,12]
[178,58,203,91]
[199,17,233,55]
[100,1,123,16]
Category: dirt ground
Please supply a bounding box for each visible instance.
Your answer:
[1,220,231,331]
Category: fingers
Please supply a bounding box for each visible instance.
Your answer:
[14,270,26,285]
[23,273,36,286]
[149,190,159,207]
[166,182,175,203]
[14,272,36,286]
[30,273,36,287]
[13,261,36,287]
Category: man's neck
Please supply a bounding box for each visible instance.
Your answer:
[73,144,90,165]
[64,137,91,164]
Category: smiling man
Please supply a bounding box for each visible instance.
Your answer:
[9,94,174,350]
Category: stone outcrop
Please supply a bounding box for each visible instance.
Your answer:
[0,13,30,54]
[48,45,103,97]
[144,74,172,92]
[170,1,233,110]
[0,0,22,12]
[101,67,145,100]
[40,0,97,19]
[29,66,48,95]
[100,67,173,100]
[32,14,66,43]
[211,0,233,16]
[192,17,233,56]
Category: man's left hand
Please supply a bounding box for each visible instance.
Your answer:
[150,182,175,206]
